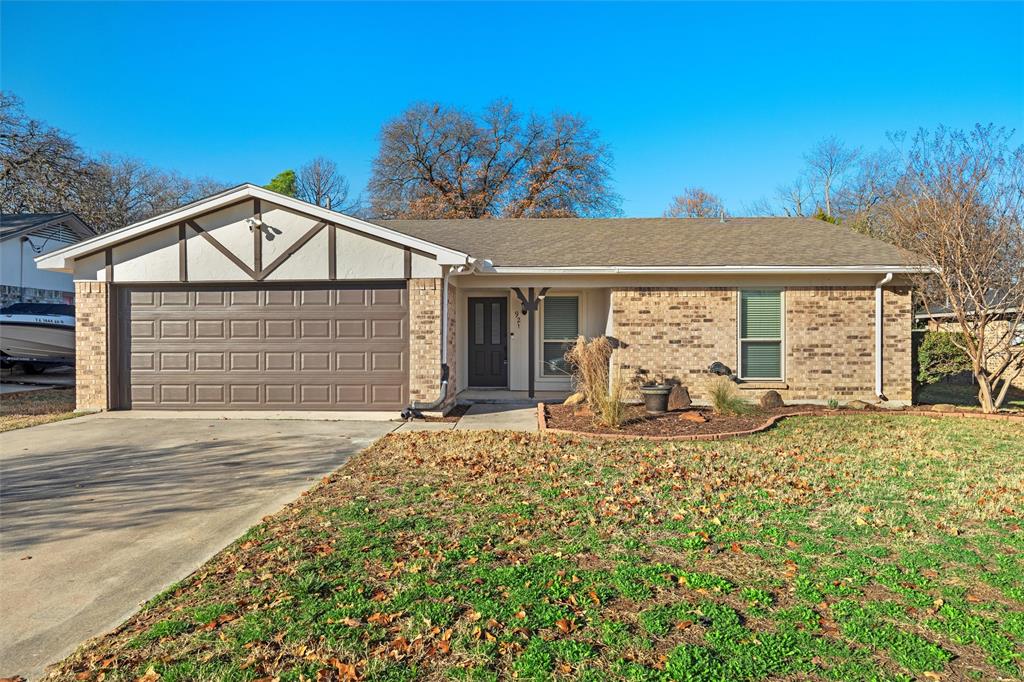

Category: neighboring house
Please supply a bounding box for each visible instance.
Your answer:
[915,292,1023,389]
[1,212,97,307]
[37,184,925,414]
[915,290,1021,332]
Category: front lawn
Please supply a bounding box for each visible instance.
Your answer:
[0,387,77,432]
[917,381,1024,411]
[48,417,1024,681]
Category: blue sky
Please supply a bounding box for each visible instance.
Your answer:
[2,1,1022,216]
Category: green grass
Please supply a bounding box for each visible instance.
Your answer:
[917,380,1024,411]
[48,417,1024,681]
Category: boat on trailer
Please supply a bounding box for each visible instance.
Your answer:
[0,303,75,373]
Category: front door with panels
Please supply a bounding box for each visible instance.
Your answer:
[467,297,508,387]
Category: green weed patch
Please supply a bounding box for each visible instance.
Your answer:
[47,416,1024,680]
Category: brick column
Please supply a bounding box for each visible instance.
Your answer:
[408,278,456,412]
[882,286,913,402]
[74,281,109,412]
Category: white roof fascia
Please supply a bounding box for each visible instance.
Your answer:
[463,265,934,276]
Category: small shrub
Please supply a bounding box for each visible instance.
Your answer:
[595,369,628,428]
[708,377,751,416]
[565,336,613,412]
[916,331,972,385]
[827,398,840,410]
[566,336,628,428]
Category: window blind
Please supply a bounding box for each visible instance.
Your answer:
[740,290,781,338]
[741,341,782,379]
[543,296,579,340]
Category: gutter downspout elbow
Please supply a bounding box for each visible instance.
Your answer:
[875,272,894,400]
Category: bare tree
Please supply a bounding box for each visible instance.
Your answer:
[775,176,813,217]
[368,100,619,219]
[1,92,89,215]
[886,125,1024,412]
[505,112,618,218]
[663,186,724,218]
[832,150,901,237]
[297,157,358,212]
[76,155,226,230]
[743,196,779,216]
[804,136,860,217]
[1,93,227,232]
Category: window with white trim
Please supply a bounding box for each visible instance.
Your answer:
[541,295,579,376]
[739,290,783,380]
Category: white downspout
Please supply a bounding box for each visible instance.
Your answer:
[875,272,894,400]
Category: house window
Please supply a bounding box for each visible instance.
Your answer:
[542,295,579,376]
[739,290,783,380]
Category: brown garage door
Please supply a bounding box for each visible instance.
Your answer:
[123,283,408,410]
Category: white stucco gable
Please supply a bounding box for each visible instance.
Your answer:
[35,184,472,278]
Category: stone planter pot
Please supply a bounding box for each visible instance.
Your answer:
[639,384,673,414]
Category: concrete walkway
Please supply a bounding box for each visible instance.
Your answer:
[395,403,539,433]
[454,404,539,431]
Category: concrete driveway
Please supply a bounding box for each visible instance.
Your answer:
[0,416,396,680]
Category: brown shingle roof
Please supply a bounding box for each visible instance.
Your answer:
[380,217,919,268]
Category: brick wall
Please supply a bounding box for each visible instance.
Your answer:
[611,286,913,404]
[74,281,108,411]
[883,288,913,401]
[408,277,457,411]
[611,288,736,400]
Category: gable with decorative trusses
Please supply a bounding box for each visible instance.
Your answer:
[37,184,470,283]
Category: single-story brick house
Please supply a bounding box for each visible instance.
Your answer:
[37,184,926,415]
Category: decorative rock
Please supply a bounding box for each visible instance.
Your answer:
[759,390,784,409]
[679,410,707,423]
[931,403,957,413]
[668,385,692,411]
[846,400,870,410]
[564,392,586,406]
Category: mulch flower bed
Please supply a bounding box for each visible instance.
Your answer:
[544,403,824,437]
[543,402,1024,440]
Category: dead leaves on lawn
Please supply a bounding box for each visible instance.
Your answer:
[40,425,1024,681]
